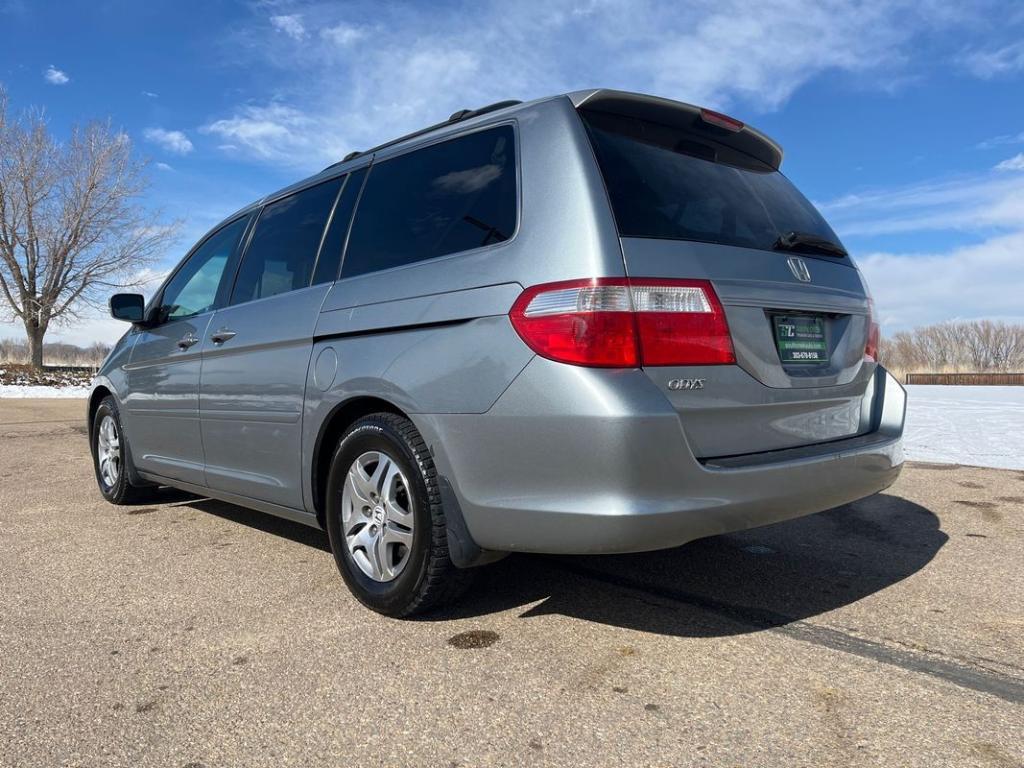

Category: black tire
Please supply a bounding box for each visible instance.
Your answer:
[325,412,473,617]
[91,395,158,505]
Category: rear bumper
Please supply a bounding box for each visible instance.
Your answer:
[416,362,905,555]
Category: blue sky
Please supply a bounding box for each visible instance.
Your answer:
[2,0,1024,344]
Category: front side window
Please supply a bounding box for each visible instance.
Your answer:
[342,125,516,278]
[159,216,249,321]
[230,178,342,304]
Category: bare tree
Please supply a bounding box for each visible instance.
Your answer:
[988,322,1024,370]
[0,336,111,366]
[879,320,1024,375]
[0,87,177,368]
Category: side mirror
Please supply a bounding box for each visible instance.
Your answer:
[109,293,147,324]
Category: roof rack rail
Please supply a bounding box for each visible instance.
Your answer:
[322,99,521,172]
[450,100,522,122]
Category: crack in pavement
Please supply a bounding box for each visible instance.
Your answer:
[558,561,1024,705]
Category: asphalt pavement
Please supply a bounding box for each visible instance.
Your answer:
[2,399,1022,767]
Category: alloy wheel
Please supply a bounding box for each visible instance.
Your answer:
[340,450,415,582]
[96,414,121,489]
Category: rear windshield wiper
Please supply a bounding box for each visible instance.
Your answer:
[773,231,847,257]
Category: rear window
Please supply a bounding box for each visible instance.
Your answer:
[580,110,842,254]
[342,125,516,278]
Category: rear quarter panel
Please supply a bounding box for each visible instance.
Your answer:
[300,299,534,514]
[300,96,627,513]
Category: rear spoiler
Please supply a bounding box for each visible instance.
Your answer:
[568,89,784,171]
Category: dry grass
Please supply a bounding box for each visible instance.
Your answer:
[0,338,110,368]
[885,363,983,385]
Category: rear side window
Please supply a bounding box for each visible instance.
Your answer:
[342,125,516,278]
[231,178,342,304]
[312,168,367,285]
[580,110,842,253]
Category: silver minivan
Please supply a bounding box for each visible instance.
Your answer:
[90,90,906,616]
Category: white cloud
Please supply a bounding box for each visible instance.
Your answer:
[819,173,1024,237]
[629,2,916,110]
[820,165,1024,330]
[859,232,1024,330]
[995,153,1024,171]
[211,0,988,170]
[155,162,173,172]
[141,90,159,98]
[976,131,1024,150]
[143,127,194,155]
[270,13,305,40]
[962,40,1024,78]
[181,0,1023,335]
[126,267,170,292]
[320,22,365,46]
[44,65,69,85]
[202,103,346,165]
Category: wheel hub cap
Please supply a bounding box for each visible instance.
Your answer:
[340,451,415,582]
[96,414,121,489]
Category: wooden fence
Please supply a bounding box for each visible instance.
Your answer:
[905,372,1024,386]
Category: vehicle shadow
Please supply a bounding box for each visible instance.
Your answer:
[170,490,946,639]
[165,493,333,553]
[431,492,947,638]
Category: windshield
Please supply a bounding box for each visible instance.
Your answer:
[580,110,843,254]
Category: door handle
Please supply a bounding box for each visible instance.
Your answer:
[176,332,200,350]
[210,328,237,344]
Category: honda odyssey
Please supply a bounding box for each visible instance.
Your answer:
[90,89,906,616]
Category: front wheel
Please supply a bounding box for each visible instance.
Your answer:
[324,413,473,617]
[91,396,157,505]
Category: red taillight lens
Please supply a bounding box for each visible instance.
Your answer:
[509,278,735,368]
[699,108,744,132]
[864,298,881,362]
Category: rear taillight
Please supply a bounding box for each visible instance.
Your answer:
[509,278,735,368]
[864,297,881,362]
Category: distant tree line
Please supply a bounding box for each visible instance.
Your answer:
[879,320,1024,374]
[0,336,111,367]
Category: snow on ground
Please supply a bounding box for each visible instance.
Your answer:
[0,366,93,398]
[1,378,1021,469]
[0,384,92,398]
[903,385,1024,470]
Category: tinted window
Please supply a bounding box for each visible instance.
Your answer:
[580,110,842,253]
[342,126,516,278]
[160,217,249,321]
[231,178,342,304]
[312,168,367,285]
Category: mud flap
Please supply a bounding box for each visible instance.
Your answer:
[439,475,509,569]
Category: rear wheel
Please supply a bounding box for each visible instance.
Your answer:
[91,396,157,505]
[325,413,473,617]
